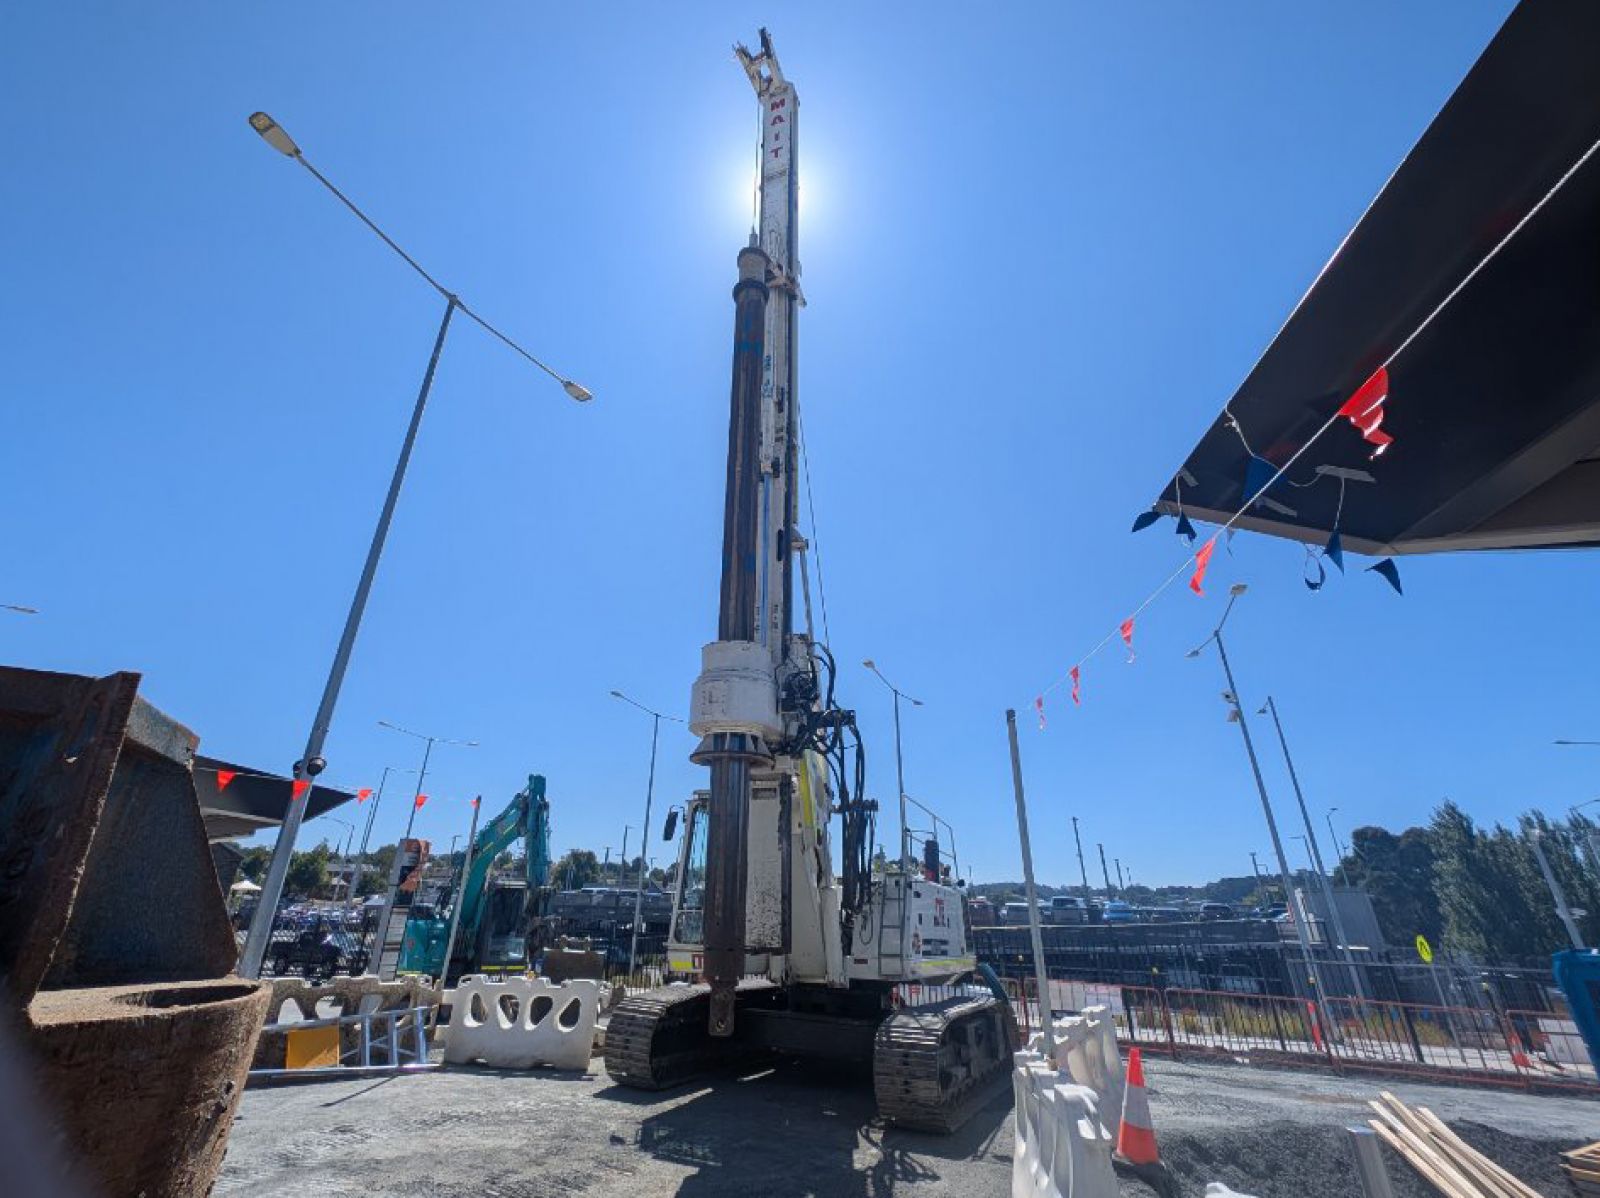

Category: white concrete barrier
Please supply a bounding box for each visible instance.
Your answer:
[443,976,599,1070]
[1030,1005,1125,1136]
[1012,1043,1118,1198]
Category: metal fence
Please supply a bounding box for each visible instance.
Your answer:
[998,972,1597,1095]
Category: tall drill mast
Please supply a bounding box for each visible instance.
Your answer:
[689,29,803,1038]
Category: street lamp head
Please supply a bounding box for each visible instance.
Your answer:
[609,690,624,699]
[1229,583,1249,597]
[862,659,875,670]
[248,112,300,158]
[563,380,594,403]
[1257,701,1269,716]
[1221,691,1237,705]
[909,698,924,707]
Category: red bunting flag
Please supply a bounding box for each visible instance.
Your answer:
[1190,536,1217,596]
[1337,367,1393,457]
[1119,617,1136,662]
[471,796,481,809]
[290,778,310,801]
[1034,696,1046,731]
[356,787,373,803]
[1070,665,1081,706]
[215,769,236,791]
[415,793,428,810]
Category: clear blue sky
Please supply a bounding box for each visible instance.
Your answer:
[5,2,1591,887]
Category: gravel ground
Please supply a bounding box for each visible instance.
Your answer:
[215,1052,1597,1198]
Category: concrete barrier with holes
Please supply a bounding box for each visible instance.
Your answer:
[443,976,599,1070]
[1011,1045,1117,1198]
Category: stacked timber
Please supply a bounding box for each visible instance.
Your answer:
[1366,1091,1539,1197]
[1562,1142,1600,1196]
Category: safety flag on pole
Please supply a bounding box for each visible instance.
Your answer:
[356,787,373,803]
[1338,367,1393,457]
[1069,666,1081,706]
[290,779,310,801]
[1190,536,1217,596]
[471,796,480,809]
[415,793,428,810]
[215,769,236,791]
[1034,696,1046,731]
[1119,617,1136,663]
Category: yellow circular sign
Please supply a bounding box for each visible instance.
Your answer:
[1416,934,1433,964]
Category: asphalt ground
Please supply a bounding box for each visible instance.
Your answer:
[215,1053,1599,1197]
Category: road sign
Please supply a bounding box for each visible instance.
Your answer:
[1416,934,1433,964]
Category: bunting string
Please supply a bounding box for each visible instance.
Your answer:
[1030,126,1600,715]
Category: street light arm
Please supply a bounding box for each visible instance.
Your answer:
[248,113,594,403]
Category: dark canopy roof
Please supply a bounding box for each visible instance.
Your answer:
[196,754,354,841]
[1155,0,1600,556]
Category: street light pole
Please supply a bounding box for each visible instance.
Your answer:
[1325,809,1351,887]
[611,690,685,976]
[357,765,416,863]
[1071,816,1091,899]
[239,298,456,980]
[1262,695,1366,998]
[1189,585,1331,1021]
[863,660,923,870]
[237,111,590,980]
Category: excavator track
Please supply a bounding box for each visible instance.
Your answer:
[872,994,1017,1134]
[603,981,775,1090]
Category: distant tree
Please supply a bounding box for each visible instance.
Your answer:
[1339,825,1441,948]
[555,849,600,890]
[239,846,272,883]
[285,844,330,899]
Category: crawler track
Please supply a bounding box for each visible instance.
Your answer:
[603,981,774,1090]
[873,995,1017,1133]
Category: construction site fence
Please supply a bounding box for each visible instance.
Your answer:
[995,975,1598,1095]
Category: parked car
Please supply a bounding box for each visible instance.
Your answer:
[1101,900,1136,924]
[1043,896,1092,925]
[1199,902,1235,921]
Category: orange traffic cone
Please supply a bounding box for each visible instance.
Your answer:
[1116,1047,1160,1166]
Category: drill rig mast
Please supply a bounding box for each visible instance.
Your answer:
[603,30,1014,1133]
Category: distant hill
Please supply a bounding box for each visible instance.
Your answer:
[970,874,1271,908]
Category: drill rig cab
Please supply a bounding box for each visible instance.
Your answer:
[602,31,1014,1131]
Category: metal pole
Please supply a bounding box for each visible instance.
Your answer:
[1213,630,1331,1023]
[439,796,482,985]
[1098,843,1112,896]
[1071,816,1090,899]
[1005,709,1055,1043]
[1115,858,1125,892]
[629,713,661,976]
[240,296,458,979]
[892,688,907,868]
[366,736,436,976]
[1326,811,1351,887]
[1531,831,1586,950]
[620,825,632,881]
[1346,1127,1397,1198]
[1263,697,1366,999]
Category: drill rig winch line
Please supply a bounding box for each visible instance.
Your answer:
[602,29,1015,1133]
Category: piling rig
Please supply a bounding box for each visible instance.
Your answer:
[602,31,1015,1132]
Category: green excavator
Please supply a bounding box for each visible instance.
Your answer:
[398,774,553,983]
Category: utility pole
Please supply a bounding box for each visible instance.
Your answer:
[1115,857,1126,892]
[1098,843,1112,896]
[1071,816,1091,899]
